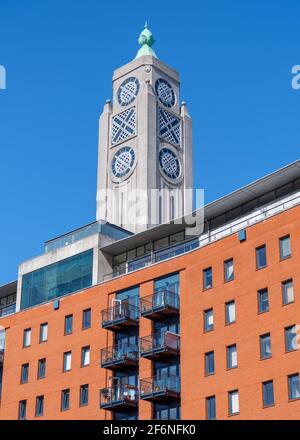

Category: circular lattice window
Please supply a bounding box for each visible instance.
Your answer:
[159,147,181,181]
[155,78,176,108]
[117,77,140,106]
[111,147,136,179]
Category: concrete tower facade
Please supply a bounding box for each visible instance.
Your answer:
[96,25,194,233]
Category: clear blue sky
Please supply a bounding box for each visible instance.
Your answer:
[0,0,299,285]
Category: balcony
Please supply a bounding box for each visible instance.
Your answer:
[140,332,180,360]
[140,375,180,402]
[100,384,138,411]
[140,290,179,320]
[101,343,139,370]
[102,302,139,331]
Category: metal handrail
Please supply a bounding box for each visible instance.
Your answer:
[101,302,139,325]
[101,343,139,365]
[140,290,179,314]
[140,374,180,396]
[140,332,180,354]
[100,384,138,407]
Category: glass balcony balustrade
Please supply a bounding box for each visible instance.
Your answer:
[140,290,179,320]
[101,302,139,330]
[100,384,138,411]
[140,375,180,402]
[101,343,139,370]
[140,332,180,360]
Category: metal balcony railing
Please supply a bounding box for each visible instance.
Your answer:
[101,343,139,369]
[140,375,180,402]
[140,290,179,319]
[101,302,139,330]
[100,384,138,411]
[140,332,180,360]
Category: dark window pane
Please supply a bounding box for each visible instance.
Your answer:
[65,315,73,335]
[289,374,300,400]
[203,268,212,290]
[21,364,29,384]
[285,326,297,352]
[263,381,274,407]
[206,396,216,420]
[256,245,267,269]
[258,289,269,313]
[80,384,89,406]
[83,309,91,329]
[204,309,214,332]
[61,389,70,411]
[18,400,27,420]
[38,359,46,379]
[205,351,215,375]
[35,396,44,417]
[260,334,272,359]
[224,259,234,282]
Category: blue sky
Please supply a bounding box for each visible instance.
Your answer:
[0,0,299,284]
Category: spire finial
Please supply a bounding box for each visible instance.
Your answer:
[135,22,158,59]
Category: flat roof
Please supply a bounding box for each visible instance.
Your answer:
[100,159,300,256]
[0,280,17,298]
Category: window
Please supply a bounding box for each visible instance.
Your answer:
[260,333,272,359]
[37,359,46,379]
[227,344,238,369]
[229,390,239,415]
[282,279,294,305]
[35,395,44,417]
[203,267,213,290]
[61,389,70,411]
[23,328,31,348]
[64,314,73,335]
[288,374,300,401]
[285,325,297,352]
[224,259,234,282]
[205,351,215,375]
[18,400,27,420]
[263,380,274,407]
[39,323,48,343]
[256,245,267,269]
[280,235,291,260]
[63,351,72,372]
[81,346,90,367]
[206,396,216,420]
[225,301,236,325]
[82,308,91,329]
[80,384,89,406]
[258,288,269,313]
[21,363,29,384]
[204,309,214,332]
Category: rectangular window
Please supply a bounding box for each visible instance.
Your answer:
[258,288,269,313]
[63,351,72,372]
[256,245,267,269]
[205,351,215,375]
[82,308,91,329]
[18,400,27,420]
[64,314,73,335]
[229,390,239,415]
[37,359,46,379]
[61,389,70,411]
[263,380,275,407]
[282,279,294,305]
[260,333,272,359]
[203,267,213,290]
[35,395,44,417]
[288,374,300,401]
[39,323,48,343]
[204,309,214,332]
[206,396,216,420]
[23,328,31,348]
[225,301,236,325]
[285,325,297,352]
[80,384,89,406]
[280,235,291,260]
[81,346,90,367]
[21,363,29,384]
[224,259,234,282]
[227,344,238,369]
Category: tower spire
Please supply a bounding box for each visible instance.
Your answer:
[135,22,157,59]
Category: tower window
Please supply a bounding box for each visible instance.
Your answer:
[224,259,234,282]
[61,389,70,411]
[227,344,238,369]
[203,267,213,290]
[205,351,215,376]
[18,400,27,420]
[204,309,214,332]
[258,288,269,313]
[63,351,72,372]
[23,328,31,348]
[225,301,236,325]
[263,380,275,407]
[80,384,89,406]
[21,363,29,384]
[35,395,44,417]
[260,333,272,359]
[288,374,300,401]
[64,314,73,335]
[256,245,267,269]
[39,323,48,343]
[279,235,291,260]
[282,279,294,305]
[206,396,216,420]
[285,325,297,352]
[82,309,91,330]
[81,346,90,367]
[228,390,239,416]
[37,359,46,379]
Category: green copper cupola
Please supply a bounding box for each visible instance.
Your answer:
[135,22,158,59]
